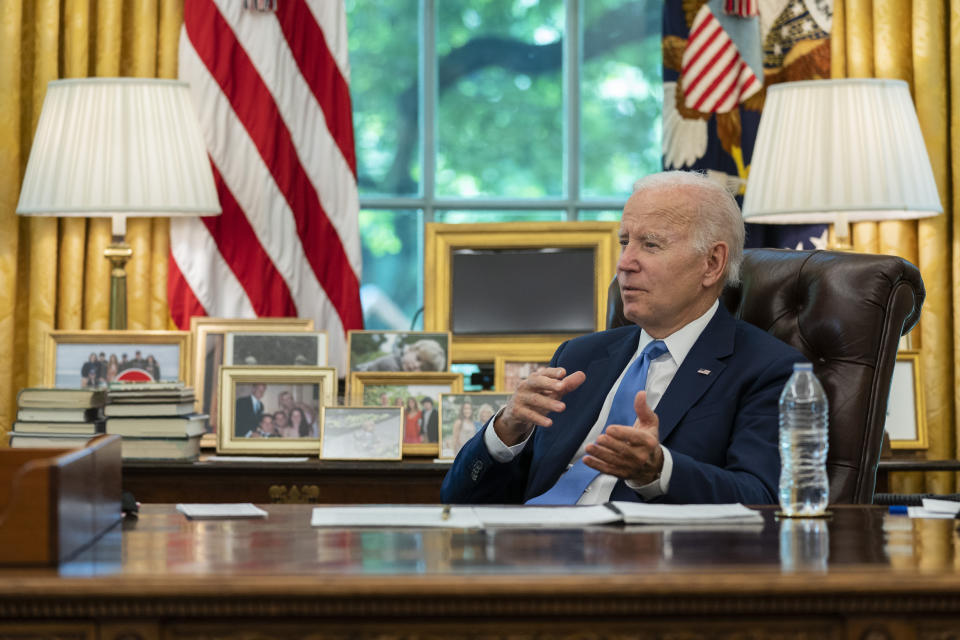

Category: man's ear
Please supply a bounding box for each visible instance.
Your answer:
[702,242,728,287]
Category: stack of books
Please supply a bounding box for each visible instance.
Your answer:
[9,387,107,448]
[104,382,207,461]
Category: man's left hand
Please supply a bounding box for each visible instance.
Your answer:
[583,390,662,485]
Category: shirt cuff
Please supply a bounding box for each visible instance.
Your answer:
[483,408,533,462]
[625,446,673,499]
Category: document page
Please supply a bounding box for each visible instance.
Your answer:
[471,504,622,528]
[176,503,268,519]
[311,505,483,528]
[610,502,763,524]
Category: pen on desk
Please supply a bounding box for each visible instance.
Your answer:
[441,504,451,521]
[888,505,908,515]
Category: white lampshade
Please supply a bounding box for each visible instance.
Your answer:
[742,78,941,225]
[16,78,220,220]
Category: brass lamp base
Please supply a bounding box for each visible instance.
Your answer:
[105,237,132,330]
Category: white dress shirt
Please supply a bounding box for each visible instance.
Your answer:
[484,299,720,504]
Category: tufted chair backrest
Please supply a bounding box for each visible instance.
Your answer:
[608,248,925,504]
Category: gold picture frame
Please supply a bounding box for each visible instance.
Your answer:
[424,221,620,363]
[348,371,463,457]
[319,406,404,461]
[190,317,314,447]
[438,391,511,460]
[44,330,191,388]
[885,350,928,449]
[493,356,551,393]
[216,365,336,455]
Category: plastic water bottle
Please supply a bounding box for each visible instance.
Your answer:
[778,362,829,516]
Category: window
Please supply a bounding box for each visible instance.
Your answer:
[347,0,662,331]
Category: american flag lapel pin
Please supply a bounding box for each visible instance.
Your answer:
[697,368,711,375]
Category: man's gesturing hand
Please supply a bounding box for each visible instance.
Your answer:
[493,367,586,446]
[583,390,662,485]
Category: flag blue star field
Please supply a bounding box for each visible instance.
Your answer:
[661,0,834,250]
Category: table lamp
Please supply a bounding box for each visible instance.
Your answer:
[16,78,220,329]
[742,78,941,249]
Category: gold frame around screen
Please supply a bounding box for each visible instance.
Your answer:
[887,350,929,450]
[217,365,336,455]
[190,317,315,448]
[424,221,621,363]
[44,330,191,387]
[348,371,463,457]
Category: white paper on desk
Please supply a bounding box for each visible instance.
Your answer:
[203,455,311,463]
[921,498,960,514]
[907,506,957,519]
[311,505,482,528]
[610,502,763,524]
[177,503,268,519]
[471,505,622,528]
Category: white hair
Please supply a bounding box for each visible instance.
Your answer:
[631,170,745,286]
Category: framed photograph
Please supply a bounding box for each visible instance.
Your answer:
[347,331,451,373]
[423,221,620,363]
[494,357,551,392]
[319,406,403,461]
[348,371,463,456]
[190,317,314,445]
[439,392,511,459]
[885,350,928,449]
[216,365,336,455]
[44,330,190,388]
[224,331,328,367]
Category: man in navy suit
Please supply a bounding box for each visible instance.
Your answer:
[441,171,806,505]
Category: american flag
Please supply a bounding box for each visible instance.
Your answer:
[170,0,363,371]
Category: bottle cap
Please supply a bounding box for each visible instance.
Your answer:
[793,362,813,371]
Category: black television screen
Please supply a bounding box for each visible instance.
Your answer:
[450,248,596,335]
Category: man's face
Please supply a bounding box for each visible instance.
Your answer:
[616,187,720,337]
[253,383,267,398]
[422,400,433,412]
[274,412,288,428]
[260,416,275,433]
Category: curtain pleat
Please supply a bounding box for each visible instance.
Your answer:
[834,0,957,496]
[0,0,23,431]
[914,0,955,495]
[2,0,184,441]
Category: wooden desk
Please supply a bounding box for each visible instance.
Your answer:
[3,505,960,639]
[123,458,449,503]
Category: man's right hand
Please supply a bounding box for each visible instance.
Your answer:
[493,367,586,445]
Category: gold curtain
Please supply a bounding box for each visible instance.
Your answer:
[0,0,183,436]
[833,0,956,494]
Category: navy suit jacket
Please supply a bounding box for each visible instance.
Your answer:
[440,304,806,505]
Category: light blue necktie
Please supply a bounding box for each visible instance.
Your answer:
[525,339,668,505]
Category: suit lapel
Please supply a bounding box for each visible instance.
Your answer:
[526,329,640,495]
[656,305,735,442]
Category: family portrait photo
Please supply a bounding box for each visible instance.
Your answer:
[439,392,510,459]
[320,407,403,461]
[348,331,450,373]
[495,358,550,393]
[233,382,320,439]
[349,372,463,456]
[52,340,183,389]
[190,318,313,437]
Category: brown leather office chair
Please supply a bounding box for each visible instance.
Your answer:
[608,248,925,504]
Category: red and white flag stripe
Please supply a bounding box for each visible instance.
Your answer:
[681,4,761,113]
[170,0,362,371]
[724,0,758,18]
